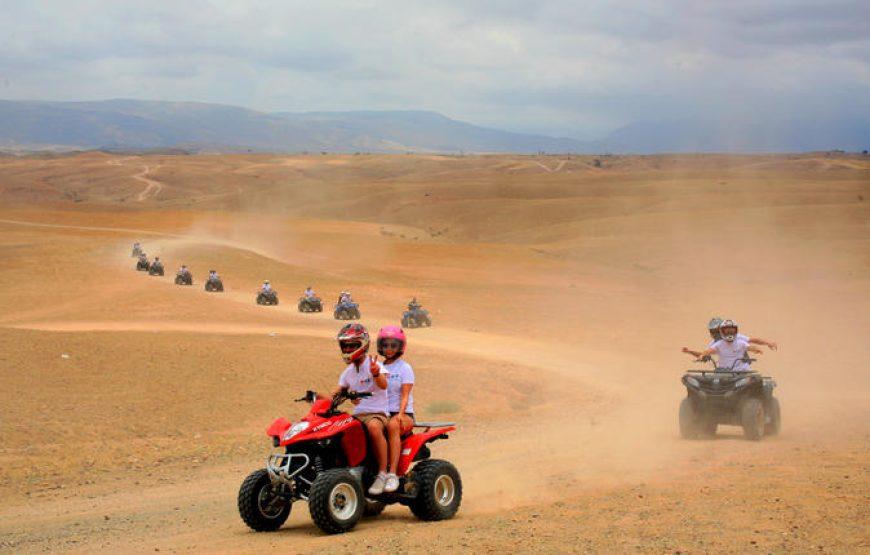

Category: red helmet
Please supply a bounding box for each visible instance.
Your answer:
[337,323,369,364]
[376,325,407,357]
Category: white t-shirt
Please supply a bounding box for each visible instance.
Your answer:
[708,333,749,348]
[384,359,415,414]
[710,338,752,372]
[338,357,390,415]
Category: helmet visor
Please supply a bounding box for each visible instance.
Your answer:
[340,340,362,354]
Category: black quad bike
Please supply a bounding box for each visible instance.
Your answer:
[679,357,780,441]
[238,390,460,535]
[205,277,224,292]
[148,261,164,276]
[174,271,193,286]
[334,301,361,320]
[257,290,279,305]
[402,307,432,328]
[136,258,150,272]
[298,296,323,312]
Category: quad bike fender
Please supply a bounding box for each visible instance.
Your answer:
[266,417,292,441]
[396,426,454,476]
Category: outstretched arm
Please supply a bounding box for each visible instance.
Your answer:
[681,347,704,358]
[748,336,778,351]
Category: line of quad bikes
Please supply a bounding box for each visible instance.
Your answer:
[132,244,781,536]
[133,246,432,327]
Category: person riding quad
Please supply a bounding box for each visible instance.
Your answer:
[209,269,219,280]
[338,291,352,304]
[138,253,148,263]
[332,323,392,495]
[178,264,191,276]
[408,297,422,311]
[378,326,415,494]
[262,280,273,293]
[689,320,764,371]
[304,286,316,299]
[682,316,778,359]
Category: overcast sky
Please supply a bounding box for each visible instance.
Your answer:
[1,0,868,139]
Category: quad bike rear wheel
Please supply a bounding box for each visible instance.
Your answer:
[741,397,765,441]
[238,469,292,531]
[308,469,364,534]
[408,459,462,521]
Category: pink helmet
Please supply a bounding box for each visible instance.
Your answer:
[377,326,407,357]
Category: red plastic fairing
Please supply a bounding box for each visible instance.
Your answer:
[396,426,454,476]
[266,417,291,438]
[341,422,367,466]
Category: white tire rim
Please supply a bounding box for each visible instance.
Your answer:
[329,483,358,521]
[434,475,455,506]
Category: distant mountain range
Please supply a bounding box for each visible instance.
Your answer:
[0,99,866,154]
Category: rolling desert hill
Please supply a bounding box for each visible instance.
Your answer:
[1,99,867,154]
[0,152,868,552]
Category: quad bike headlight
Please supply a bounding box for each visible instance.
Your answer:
[283,421,310,441]
[734,377,750,388]
[685,376,700,388]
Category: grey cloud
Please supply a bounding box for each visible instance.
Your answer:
[0,0,867,140]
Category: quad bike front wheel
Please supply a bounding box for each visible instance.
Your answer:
[741,397,765,441]
[678,397,700,439]
[408,459,462,521]
[308,469,364,534]
[238,469,292,532]
[765,396,781,436]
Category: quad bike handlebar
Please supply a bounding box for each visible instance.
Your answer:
[293,389,372,413]
[692,356,757,371]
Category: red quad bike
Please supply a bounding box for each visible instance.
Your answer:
[238,390,461,534]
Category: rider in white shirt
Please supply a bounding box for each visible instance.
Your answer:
[682,316,778,359]
[692,320,763,372]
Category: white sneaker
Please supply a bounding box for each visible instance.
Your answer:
[384,473,399,493]
[368,473,387,495]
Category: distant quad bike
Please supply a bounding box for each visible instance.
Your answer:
[679,357,780,441]
[131,245,143,258]
[402,307,432,328]
[257,290,279,305]
[136,258,150,272]
[174,271,193,286]
[238,389,461,535]
[298,296,323,312]
[334,301,361,320]
[205,276,224,292]
[148,261,164,276]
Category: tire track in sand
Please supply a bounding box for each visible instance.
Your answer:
[104,157,164,200]
[533,159,567,172]
[133,165,163,201]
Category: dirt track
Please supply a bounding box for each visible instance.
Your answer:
[0,153,868,552]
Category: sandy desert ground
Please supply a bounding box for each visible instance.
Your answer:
[0,152,867,553]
